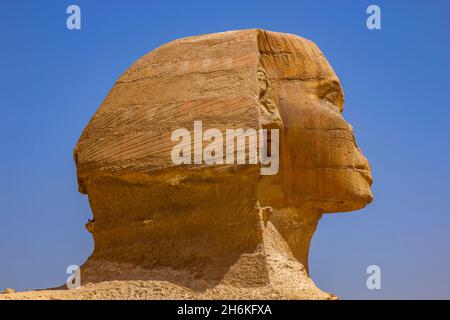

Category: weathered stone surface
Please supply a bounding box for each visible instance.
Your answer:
[1,29,372,300]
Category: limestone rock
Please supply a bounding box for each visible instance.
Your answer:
[73,29,373,299]
[2,29,372,300]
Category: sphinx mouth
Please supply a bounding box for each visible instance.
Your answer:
[353,166,373,185]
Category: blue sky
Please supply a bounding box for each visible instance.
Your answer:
[0,0,449,299]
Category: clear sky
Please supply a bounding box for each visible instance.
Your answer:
[0,0,449,299]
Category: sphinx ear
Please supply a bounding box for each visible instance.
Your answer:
[257,66,284,131]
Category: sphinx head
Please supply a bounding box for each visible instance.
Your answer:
[74,29,372,286]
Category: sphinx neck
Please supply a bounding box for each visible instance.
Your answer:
[81,169,322,291]
[81,170,265,286]
[269,206,322,274]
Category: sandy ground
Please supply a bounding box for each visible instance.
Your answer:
[0,280,336,300]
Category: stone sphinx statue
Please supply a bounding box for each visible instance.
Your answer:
[73,29,373,299]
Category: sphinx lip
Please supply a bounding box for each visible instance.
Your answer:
[354,168,373,185]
